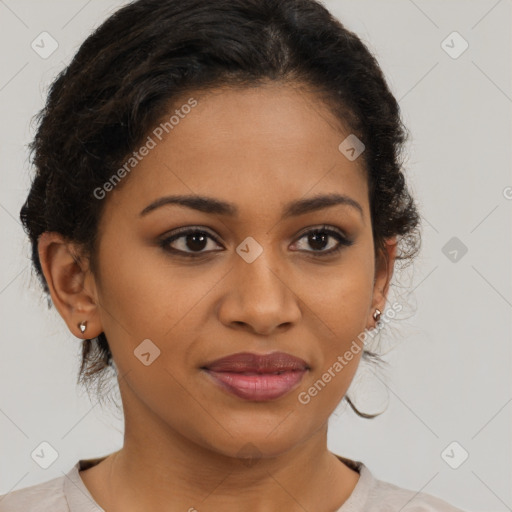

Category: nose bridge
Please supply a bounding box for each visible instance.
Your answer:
[218,243,301,334]
[239,250,286,303]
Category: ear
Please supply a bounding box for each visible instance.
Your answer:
[37,232,103,339]
[368,235,397,329]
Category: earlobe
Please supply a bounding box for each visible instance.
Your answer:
[37,232,102,339]
[370,236,398,327]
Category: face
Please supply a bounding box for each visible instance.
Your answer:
[40,83,395,460]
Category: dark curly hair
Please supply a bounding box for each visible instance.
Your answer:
[20,0,421,418]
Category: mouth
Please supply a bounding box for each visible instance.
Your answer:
[201,351,310,401]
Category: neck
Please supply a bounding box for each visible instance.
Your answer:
[89,381,360,512]
[102,430,358,511]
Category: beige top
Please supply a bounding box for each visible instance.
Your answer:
[0,454,467,511]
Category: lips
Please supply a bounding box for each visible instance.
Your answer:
[201,352,310,401]
[202,351,310,373]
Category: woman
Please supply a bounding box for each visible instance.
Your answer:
[0,0,467,510]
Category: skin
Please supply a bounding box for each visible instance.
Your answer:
[38,82,397,512]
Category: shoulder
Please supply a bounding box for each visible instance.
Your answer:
[335,455,467,512]
[0,474,68,512]
[0,458,106,512]
[368,476,467,511]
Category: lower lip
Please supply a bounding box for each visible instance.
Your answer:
[203,369,307,401]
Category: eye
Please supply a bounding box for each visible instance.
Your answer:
[292,225,354,256]
[159,225,353,259]
[159,228,223,257]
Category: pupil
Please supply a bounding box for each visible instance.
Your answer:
[187,233,207,251]
[309,232,327,250]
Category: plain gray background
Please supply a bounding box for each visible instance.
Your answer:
[0,1,511,510]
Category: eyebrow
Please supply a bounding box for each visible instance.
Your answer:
[139,193,364,220]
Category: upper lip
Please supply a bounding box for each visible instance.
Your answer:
[202,352,310,373]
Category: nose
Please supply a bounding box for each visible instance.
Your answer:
[216,251,302,336]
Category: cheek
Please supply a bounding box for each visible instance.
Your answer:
[298,254,375,340]
[95,233,190,332]
[94,245,215,381]
[294,250,374,406]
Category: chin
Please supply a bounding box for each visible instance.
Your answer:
[201,426,307,462]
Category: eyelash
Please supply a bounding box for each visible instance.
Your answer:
[158,225,354,259]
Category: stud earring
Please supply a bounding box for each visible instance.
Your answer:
[78,320,87,334]
[373,309,381,322]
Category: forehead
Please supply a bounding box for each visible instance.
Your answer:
[107,83,368,219]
